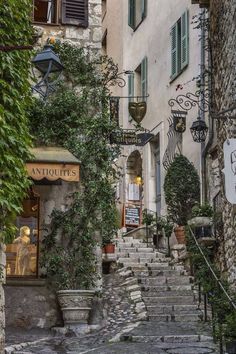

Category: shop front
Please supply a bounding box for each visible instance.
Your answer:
[5,147,80,329]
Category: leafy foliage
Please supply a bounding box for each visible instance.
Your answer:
[192,203,214,218]
[164,155,200,225]
[0,0,33,242]
[186,228,236,342]
[29,43,121,290]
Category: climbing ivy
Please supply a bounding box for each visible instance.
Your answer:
[0,0,33,242]
[29,42,121,289]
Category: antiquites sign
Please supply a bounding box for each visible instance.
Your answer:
[26,163,80,182]
[222,139,236,204]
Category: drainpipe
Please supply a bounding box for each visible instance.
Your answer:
[201,9,214,203]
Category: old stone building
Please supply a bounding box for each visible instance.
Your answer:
[193,0,236,287]
[4,0,102,334]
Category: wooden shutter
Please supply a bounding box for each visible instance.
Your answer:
[170,23,178,78]
[181,10,189,70]
[61,0,88,27]
[128,73,134,121]
[141,0,147,20]
[128,0,135,29]
[141,56,148,101]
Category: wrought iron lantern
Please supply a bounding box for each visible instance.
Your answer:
[190,118,208,143]
[32,44,64,99]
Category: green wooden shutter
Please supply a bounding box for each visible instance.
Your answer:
[170,22,178,78]
[128,73,134,121]
[181,10,189,70]
[141,0,147,20]
[141,56,148,101]
[128,0,135,29]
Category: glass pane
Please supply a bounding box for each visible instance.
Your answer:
[6,195,39,277]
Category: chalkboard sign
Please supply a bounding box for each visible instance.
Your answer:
[125,205,141,226]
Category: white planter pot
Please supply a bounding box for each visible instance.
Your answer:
[57,290,95,326]
[188,216,212,227]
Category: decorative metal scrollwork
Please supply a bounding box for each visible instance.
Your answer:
[168,89,210,113]
[162,115,182,170]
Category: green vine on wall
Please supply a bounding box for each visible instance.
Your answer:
[29,43,121,290]
[0,0,33,243]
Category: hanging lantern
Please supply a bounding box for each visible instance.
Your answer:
[190,118,208,143]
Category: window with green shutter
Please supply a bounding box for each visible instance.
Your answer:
[141,56,148,101]
[170,10,189,80]
[128,73,134,121]
[128,0,147,30]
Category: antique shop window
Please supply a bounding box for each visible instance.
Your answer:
[170,10,189,80]
[33,0,88,27]
[6,191,40,278]
[128,0,147,30]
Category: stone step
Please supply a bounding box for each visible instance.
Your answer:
[129,252,158,259]
[148,313,202,322]
[146,304,200,314]
[143,295,196,305]
[141,284,194,292]
[123,334,213,343]
[138,276,193,286]
[142,289,194,297]
[134,269,188,277]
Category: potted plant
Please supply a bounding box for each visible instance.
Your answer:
[41,206,97,327]
[188,203,214,239]
[164,155,200,244]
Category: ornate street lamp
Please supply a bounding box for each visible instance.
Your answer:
[190,117,208,143]
[32,44,64,99]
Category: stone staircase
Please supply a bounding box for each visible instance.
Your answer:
[115,236,219,352]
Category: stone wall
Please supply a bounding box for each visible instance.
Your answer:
[34,0,102,51]
[208,0,236,286]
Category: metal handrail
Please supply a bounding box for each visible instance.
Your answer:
[188,225,236,311]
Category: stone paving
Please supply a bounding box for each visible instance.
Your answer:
[5,236,220,354]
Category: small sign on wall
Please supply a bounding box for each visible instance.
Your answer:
[128,183,140,201]
[124,205,141,227]
[222,139,236,204]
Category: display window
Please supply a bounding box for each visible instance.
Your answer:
[6,190,40,278]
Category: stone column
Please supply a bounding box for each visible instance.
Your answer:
[0,244,6,353]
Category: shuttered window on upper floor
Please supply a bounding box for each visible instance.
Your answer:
[33,0,88,27]
[170,10,189,80]
[128,0,147,30]
[62,0,88,27]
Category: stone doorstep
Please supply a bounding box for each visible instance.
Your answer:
[142,295,196,305]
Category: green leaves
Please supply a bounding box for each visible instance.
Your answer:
[0,0,33,239]
[164,155,200,225]
[34,45,121,289]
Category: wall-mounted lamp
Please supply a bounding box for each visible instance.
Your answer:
[32,44,64,99]
[135,175,142,185]
[190,117,209,143]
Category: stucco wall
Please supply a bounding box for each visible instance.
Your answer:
[106,0,202,216]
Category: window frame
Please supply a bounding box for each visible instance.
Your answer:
[32,0,59,25]
[170,10,189,82]
[128,0,147,31]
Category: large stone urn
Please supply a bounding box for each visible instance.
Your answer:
[57,290,95,326]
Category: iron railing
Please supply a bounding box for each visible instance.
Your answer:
[188,225,236,354]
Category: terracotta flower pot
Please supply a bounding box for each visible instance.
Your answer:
[104,243,115,254]
[174,226,185,244]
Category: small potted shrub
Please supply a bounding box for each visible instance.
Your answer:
[164,155,200,244]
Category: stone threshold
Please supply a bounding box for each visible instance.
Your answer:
[5,279,46,287]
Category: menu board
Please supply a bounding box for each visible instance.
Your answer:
[125,205,141,226]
